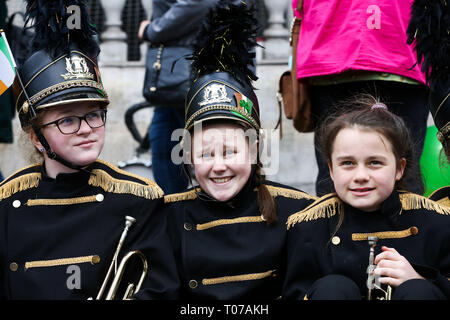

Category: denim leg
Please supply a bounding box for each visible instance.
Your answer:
[149,107,189,194]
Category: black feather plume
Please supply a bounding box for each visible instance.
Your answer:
[25,0,99,57]
[190,0,261,86]
[407,0,450,90]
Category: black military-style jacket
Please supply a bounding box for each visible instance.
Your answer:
[429,186,450,208]
[283,190,450,300]
[0,159,179,300]
[164,180,316,300]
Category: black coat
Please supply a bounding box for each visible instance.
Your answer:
[429,186,450,208]
[0,159,179,299]
[144,0,217,46]
[283,190,450,300]
[164,180,316,300]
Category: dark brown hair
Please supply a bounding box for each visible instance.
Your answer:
[317,94,421,192]
[254,161,277,225]
[317,94,423,238]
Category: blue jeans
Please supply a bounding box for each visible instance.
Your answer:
[149,106,189,194]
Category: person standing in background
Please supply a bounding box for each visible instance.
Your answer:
[137,0,217,194]
[292,0,429,196]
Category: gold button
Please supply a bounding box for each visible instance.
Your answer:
[188,280,198,289]
[91,255,101,264]
[12,200,21,208]
[10,262,18,272]
[184,223,193,231]
[95,194,104,202]
[331,236,341,245]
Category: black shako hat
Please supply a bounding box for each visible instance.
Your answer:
[407,0,450,143]
[185,71,260,131]
[12,0,109,131]
[13,46,109,130]
[184,0,261,131]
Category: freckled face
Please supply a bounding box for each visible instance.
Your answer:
[328,127,405,212]
[192,123,253,202]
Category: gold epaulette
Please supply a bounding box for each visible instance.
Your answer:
[89,159,164,200]
[0,163,42,202]
[265,185,317,200]
[164,188,199,203]
[399,192,450,215]
[286,193,341,230]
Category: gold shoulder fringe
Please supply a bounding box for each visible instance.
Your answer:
[0,172,41,201]
[436,197,450,208]
[88,169,163,200]
[164,189,199,203]
[94,159,160,187]
[399,192,450,215]
[0,162,42,188]
[287,194,342,229]
[265,185,317,200]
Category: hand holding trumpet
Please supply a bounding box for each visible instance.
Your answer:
[373,246,424,288]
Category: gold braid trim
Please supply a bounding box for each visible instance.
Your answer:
[287,194,342,230]
[25,255,100,270]
[26,195,99,206]
[95,159,161,188]
[88,169,163,200]
[352,226,419,241]
[399,193,450,215]
[164,189,199,203]
[196,216,264,231]
[265,185,317,200]
[202,270,276,286]
[0,172,41,201]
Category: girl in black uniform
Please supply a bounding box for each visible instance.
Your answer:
[162,0,316,300]
[0,1,178,299]
[283,95,450,300]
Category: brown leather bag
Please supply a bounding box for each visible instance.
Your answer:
[277,0,313,133]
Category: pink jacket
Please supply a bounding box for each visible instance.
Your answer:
[292,0,425,83]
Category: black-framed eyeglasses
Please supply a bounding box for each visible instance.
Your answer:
[41,109,107,135]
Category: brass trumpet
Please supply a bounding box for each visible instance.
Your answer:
[90,216,149,300]
[366,236,392,300]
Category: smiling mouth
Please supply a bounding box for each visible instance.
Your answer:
[211,177,232,183]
